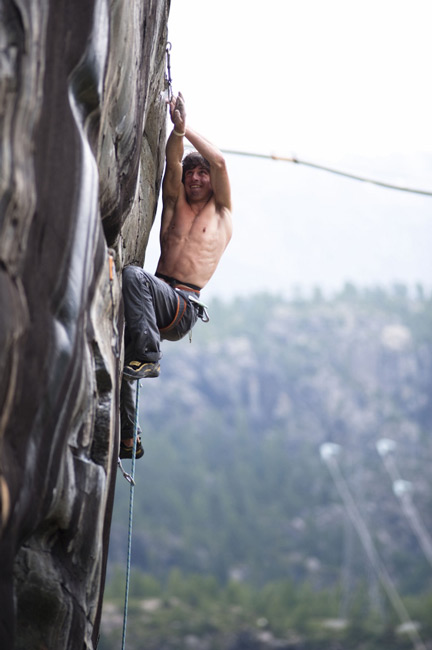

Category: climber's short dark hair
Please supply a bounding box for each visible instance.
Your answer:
[182,152,210,183]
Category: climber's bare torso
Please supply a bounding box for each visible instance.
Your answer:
[156,93,232,290]
[156,164,232,289]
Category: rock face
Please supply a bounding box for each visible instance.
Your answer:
[0,0,169,647]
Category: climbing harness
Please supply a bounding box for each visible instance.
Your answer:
[165,41,173,102]
[155,271,201,293]
[119,380,141,650]
[159,291,188,336]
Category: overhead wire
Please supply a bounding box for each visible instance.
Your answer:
[168,38,431,199]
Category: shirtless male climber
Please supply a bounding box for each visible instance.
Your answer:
[119,92,233,459]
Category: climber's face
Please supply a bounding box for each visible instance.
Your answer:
[183,165,213,203]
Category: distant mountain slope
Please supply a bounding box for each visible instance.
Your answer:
[110,286,432,599]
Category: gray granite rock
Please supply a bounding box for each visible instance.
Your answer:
[0,0,169,647]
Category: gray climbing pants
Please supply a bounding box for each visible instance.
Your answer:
[120,265,199,439]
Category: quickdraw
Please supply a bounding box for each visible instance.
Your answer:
[165,41,173,102]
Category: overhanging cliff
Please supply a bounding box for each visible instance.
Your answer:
[0,1,170,647]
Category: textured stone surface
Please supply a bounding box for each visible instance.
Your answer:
[0,0,169,647]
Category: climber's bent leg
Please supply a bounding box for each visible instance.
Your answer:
[122,265,198,379]
[122,266,170,378]
[122,266,165,364]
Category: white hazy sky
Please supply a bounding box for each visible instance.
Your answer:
[145,0,432,299]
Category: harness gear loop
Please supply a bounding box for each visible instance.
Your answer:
[165,41,173,102]
[188,294,210,323]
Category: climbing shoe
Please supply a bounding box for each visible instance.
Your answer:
[119,437,144,460]
[123,360,160,380]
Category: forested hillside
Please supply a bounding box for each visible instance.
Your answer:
[101,285,432,649]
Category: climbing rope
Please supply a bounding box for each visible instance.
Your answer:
[163,41,429,198]
[217,148,432,198]
[120,380,140,650]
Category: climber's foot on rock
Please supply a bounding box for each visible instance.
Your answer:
[123,360,160,380]
[119,437,144,460]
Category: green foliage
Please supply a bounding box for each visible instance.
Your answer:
[99,569,432,650]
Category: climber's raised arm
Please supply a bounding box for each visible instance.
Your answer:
[184,126,231,214]
[157,92,232,288]
[161,93,186,209]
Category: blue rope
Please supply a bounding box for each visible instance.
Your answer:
[121,380,140,650]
